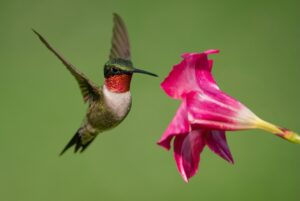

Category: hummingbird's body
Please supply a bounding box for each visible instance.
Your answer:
[89,86,131,131]
[33,14,157,154]
[75,85,132,149]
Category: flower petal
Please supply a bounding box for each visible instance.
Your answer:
[195,59,220,91]
[157,101,190,150]
[174,130,206,182]
[160,57,199,99]
[161,50,221,99]
[186,91,259,131]
[205,130,234,163]
[204,49,220,55]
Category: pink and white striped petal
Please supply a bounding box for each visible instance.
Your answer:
[186,91,259,131]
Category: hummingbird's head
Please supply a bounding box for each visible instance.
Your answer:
[104,58,157,78]
[103,58,157,93]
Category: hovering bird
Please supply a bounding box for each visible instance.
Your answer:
[33,13,157,155]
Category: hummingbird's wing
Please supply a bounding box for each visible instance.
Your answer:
[109,13,131,60]
[32,29,100,103]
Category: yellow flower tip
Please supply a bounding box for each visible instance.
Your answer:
[255,119,300,144]
[278,130,300,144]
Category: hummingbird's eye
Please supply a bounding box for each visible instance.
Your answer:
[111,67,118,74]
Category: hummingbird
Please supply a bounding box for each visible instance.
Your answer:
[33,13,157,155]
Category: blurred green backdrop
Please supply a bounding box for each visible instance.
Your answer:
[0,0,300,201]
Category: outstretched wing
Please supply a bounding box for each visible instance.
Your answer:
[32,29,100,103]
[109,13,131,60]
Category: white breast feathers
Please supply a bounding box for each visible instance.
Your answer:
[103,85,132,119]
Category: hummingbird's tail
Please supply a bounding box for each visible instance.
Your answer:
[60,128,96,155]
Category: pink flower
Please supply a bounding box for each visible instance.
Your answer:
[158,50,300,182]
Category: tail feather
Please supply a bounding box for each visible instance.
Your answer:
[60,129,96,155]
[80,139,95,153]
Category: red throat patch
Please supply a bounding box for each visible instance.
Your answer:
[105,74,132,93]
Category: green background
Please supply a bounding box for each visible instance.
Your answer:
[1,0,299,201]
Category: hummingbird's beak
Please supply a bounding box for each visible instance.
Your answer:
[131,68,158,77]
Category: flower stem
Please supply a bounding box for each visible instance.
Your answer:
[255,119,300,144]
